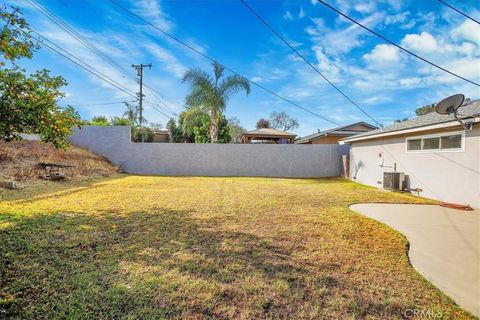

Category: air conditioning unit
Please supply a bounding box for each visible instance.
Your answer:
[383,172,405,191]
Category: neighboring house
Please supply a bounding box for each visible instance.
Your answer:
[152,129,170,143]
[341,100,480,208]
[296,122,377,144]
[241,128,296,144]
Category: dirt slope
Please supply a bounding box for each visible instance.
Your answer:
[0,140,117,185]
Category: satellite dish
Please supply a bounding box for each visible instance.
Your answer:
[434,93,473,130]
[435,94,464,115]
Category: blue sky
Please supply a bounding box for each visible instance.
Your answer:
[9,0,480,137]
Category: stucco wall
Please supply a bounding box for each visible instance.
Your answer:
[348,126,480,208]
[311,136,342,144]
[69,126,349,178]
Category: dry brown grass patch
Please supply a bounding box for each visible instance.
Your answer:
[0,140,117,185]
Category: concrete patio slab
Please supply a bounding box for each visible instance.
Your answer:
[350,203,480,317]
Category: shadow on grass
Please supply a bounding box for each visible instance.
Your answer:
[0,202,454,319]
[1,208,343,319]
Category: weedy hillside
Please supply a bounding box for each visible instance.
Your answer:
[0,140,117,185]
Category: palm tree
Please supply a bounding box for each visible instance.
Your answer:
[123,101,138,125]
[182,62,250,143]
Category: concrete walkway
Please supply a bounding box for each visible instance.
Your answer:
[350,203,480,317]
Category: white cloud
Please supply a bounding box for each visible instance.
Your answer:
[437,57,480,83]
[299,8,305,19]
[143,42,186,78]
[363,44,400,65]
[400,20,416,30]
[451,20,480,46]
[331,0,351,13]
[362,95,392,105]
[131,0,174,32]
[354,2,376,13]
[306,13,385,55]
[384,12,410,24]
[401,32,438,53]
[283,11,294,21]
[184,38,208,54]
[40,24,140,96]
[399,77,423,86]
[383,11,415,29]
[313,46,341,80]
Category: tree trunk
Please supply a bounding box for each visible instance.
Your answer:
[210,111,218,143]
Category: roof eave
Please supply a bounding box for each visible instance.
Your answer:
[340,117,480,144]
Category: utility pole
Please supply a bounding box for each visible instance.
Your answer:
[132,63,151,126]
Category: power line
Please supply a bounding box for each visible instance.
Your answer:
[317,0,480,87]
[108,0,342,127]
[240,0,382,127]
[143,100,172,119]
[143,84,181,114]
[10,6,139,98]
[32,34,137,98]
[28,0,183,117]
[28,0,136,81]
[3,17,174,121]
[72,100,136,107]
[437,0,480,25]
[81,96,133,101]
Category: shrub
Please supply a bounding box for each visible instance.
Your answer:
[131,126,153,142]
[110,117,131,126]
[91,116,109,126]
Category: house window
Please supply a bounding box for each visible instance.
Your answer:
[407,139,421,151]
[440,134,462,149]
[423,137,439,150]
[406,132,464,152]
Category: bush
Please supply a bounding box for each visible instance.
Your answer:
[110,117,131,126]
[91,116,109,126]
[131,126,153,142]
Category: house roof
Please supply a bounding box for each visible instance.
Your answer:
[153,129,170,134]
[296,122,377,143]
[342,99,480,143]
[242,128,297,137]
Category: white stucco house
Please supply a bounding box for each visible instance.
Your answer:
[341,100,480,208]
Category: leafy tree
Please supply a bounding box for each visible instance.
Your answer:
[256,118,271,129]
[228,117,245,143]
[0,6,81,148]
[123,101,138,125]
[193,113,231,143]
[182,61,250,143]
[131,126,153,142]
[91,116,109,126]
[166,118,183,143]
[149,122,163,131]
[0,6,37,62]
[178,108,205,142]
[270,111,299,131]
[414,97,472,117]
[415,104,435,116]
[110,117,130,126]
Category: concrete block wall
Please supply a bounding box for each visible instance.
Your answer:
[69,126,349,178]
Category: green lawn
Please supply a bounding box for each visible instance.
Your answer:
[0,176,474,319]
